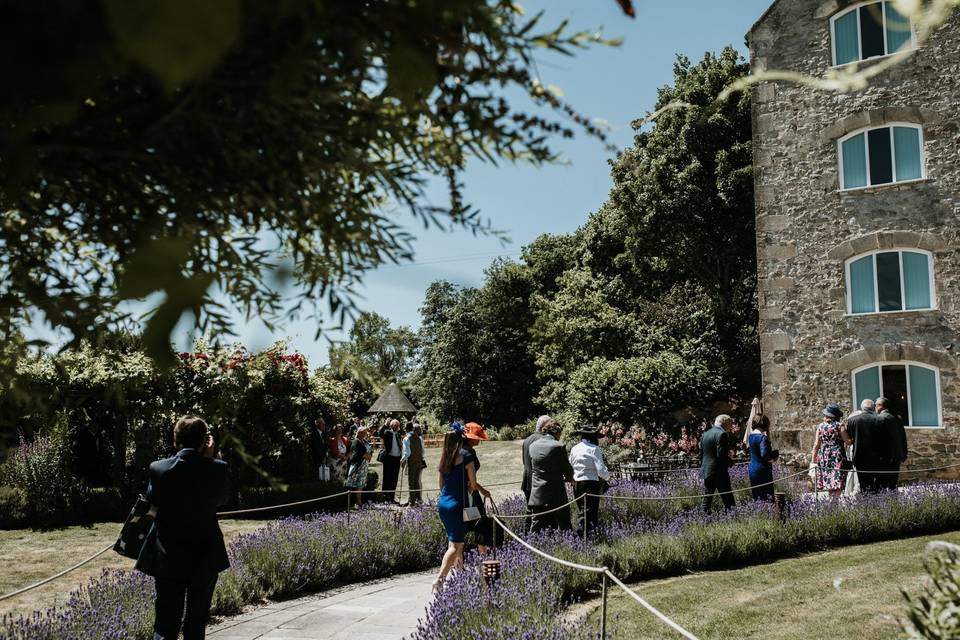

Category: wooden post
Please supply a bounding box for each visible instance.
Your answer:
[601,573,608,638]
[582,492,588,545]
[774,491,787,523]
[346,491,351,525]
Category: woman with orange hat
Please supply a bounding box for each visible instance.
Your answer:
[462,422,494,553]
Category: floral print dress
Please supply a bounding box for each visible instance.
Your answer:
[815,421,848,491]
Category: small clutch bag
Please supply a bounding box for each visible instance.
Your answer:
[462,505,481,522]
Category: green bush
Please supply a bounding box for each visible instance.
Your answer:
[565,353,724,425]
[901,542,960,639]
[0,485,27,528]
[2,428,87,528]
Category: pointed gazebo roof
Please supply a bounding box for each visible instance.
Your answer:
[367,382,417,414]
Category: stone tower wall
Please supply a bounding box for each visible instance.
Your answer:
[749,0,960,475]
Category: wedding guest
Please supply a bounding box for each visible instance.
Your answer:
[401,422,425,505]
[700,415,735,511]
[345,427,373,508]
[811,403,850,498]
[136,416,229,640]
[434,423,490,591]
[462,422,493,552]
[309,417,330,481]
[528,419,574,533]
[877,396,908,490]
[327,424,350,482]
[569,424,609,537]
[746,414,778,501]
[521,415,549,502]
[846,399,890,492]
[379,418,404,504]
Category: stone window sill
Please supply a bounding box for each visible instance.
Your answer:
[831,47,921,70]
[844,308,939,319]
[838,177,931,194]
[905,425,944,430]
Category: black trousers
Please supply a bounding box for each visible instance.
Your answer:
[879,462,900,491]
[858,471,885,493]
[153,573,218,640]
[381,455,402,501]
[573,480,602,537]
[702,474,735,512]
[529,504,572,534]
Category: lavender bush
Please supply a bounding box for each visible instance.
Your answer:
[415,483,960,639]
[0,506,446,640]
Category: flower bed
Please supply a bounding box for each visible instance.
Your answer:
[415,483,960,639]
[0,507,447,640]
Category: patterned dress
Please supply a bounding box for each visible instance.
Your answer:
[815,421,848,491]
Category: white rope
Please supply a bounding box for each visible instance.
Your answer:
[591,468,811,501]
[0,544,113,603]
[495,493,583,519]
[491,514,699,639]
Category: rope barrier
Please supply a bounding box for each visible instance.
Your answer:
[495,493,583,519]
[0,544,114,603]
[491,514,699,639]
[590,468,812,501]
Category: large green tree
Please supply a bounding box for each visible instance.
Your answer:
[0,1,621,384]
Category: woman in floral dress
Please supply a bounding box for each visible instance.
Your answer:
[811,403,851,497]
[327,424,350,482]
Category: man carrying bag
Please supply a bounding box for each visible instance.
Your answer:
[136,416,230,640]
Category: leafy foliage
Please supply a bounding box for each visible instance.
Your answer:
[0,1,616,377]
[412,47,758,427]
[901,542,960,639]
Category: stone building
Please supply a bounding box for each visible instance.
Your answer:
[748,0,960,473]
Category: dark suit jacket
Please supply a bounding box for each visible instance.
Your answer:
[699,426,732,480]
[380,427,402,458]
[521,431,543,498]
[847,411,891,471]
[136,448,230,581]
[527,435,573,507]
[309,428,329,467]
[879,410,908,465]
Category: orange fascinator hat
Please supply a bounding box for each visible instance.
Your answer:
[463,422,489,441]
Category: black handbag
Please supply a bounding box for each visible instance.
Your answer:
[113,495,156,560]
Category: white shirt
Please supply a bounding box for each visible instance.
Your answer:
[401,433,412,463]
[388,430,402,457]
[569,440,610,482]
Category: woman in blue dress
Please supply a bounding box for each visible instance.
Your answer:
[433,423,490,592]
[747,410,779,501]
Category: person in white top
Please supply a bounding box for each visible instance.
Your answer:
[568,424,609,538]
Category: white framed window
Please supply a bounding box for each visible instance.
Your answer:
[852,362,942,428]
[831,0,915,66]
[845,249,935,314]
[838,123,924,190]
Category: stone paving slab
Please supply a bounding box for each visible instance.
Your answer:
[207,570,436,640]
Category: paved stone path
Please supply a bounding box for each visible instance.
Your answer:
[207,570,435,640]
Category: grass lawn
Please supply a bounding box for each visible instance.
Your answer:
[0,519,268,619]
[371,439,524,503]
[583,530,960,639]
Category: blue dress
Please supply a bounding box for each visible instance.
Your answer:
[748,432,775,501]
[437,448,475,543]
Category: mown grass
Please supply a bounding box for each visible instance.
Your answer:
[0,519,268,618]
[585,530,960,639]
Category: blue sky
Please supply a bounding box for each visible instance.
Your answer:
[152,1,772,364]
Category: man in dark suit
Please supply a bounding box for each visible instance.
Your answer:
[309,417,329,481]
[527,419,574,533]
[700,415,735,511]
[876,396,908,490]
[379,418,403,504]
[136,416,229,640]
[847,399,891,492]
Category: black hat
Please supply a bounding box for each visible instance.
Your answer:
[573,424,600,437]
[823,403,844,420]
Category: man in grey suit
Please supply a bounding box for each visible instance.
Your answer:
[521,415,550,502]
[700,414,735,511]
[527,419,574,533]
[876,396,908,490]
